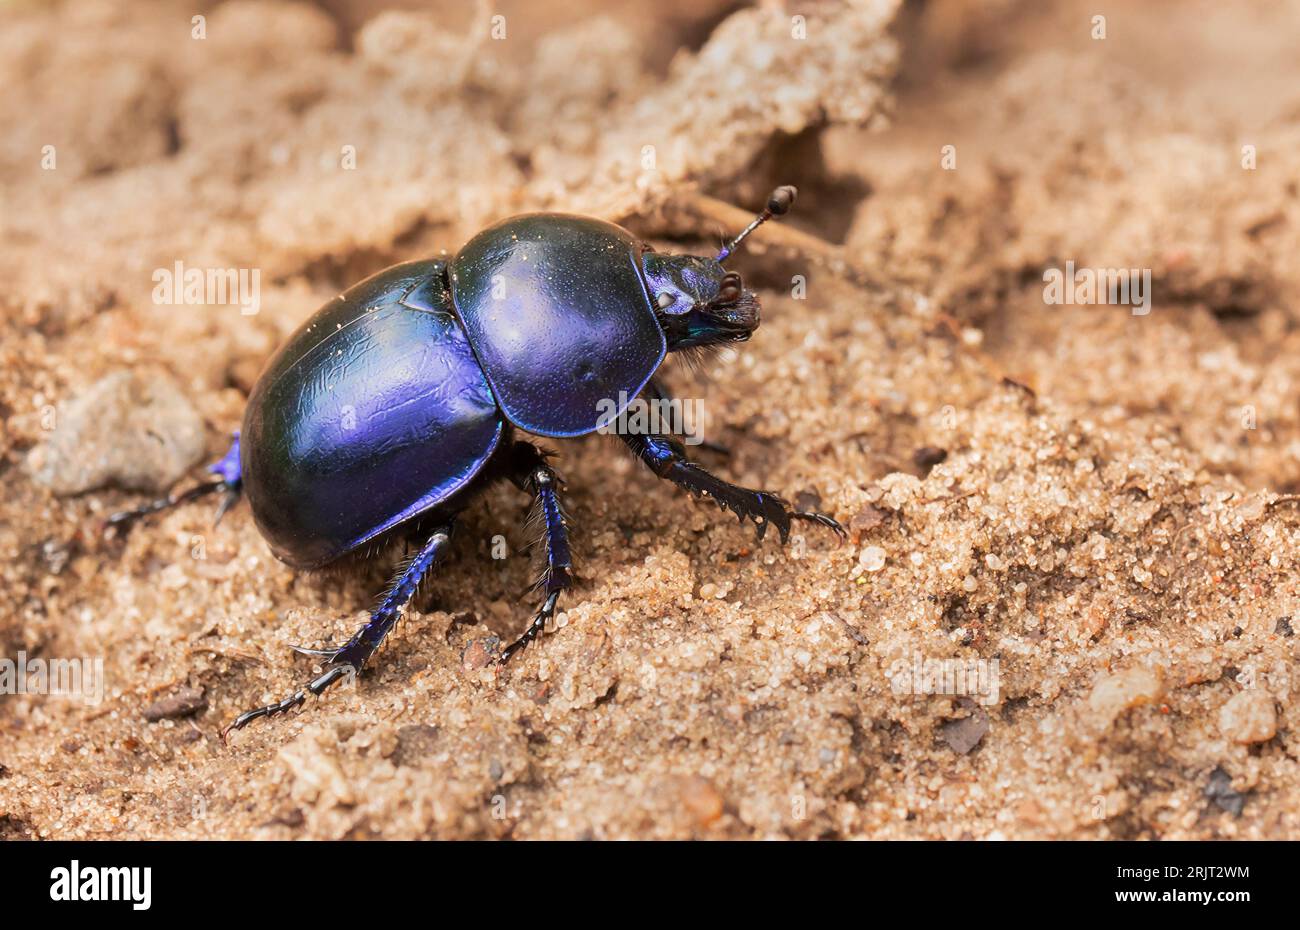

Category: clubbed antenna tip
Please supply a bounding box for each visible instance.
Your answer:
[717,185,798,263]
[767,184,797,216]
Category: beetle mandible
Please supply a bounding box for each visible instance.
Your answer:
[108,186,844,737]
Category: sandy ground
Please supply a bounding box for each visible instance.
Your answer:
[2,0,1299,839]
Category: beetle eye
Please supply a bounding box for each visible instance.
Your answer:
[656,292,676,309]
[717,273,742,303]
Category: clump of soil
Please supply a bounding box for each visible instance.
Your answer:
[2,0,1298,839]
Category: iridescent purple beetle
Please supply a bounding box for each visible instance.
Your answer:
[109,186,843,736]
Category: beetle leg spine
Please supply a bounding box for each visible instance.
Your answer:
[221,524,454,737]
[500,445,573,662]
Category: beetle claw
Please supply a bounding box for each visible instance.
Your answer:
[213,489,241,527]
[221,664,355,741]
[500,590,562,663]
[793,510,847,542]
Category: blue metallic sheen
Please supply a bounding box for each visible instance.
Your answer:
[449,214,666,438]
[240,260,504,569]
[208,430,242,484]
[642,253,725,313]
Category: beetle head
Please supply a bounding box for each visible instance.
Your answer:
[640,185,797,352]
[643,253,759,350]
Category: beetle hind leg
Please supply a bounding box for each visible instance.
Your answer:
[500,443,573,662]
[105,431,244,536]
[222,521,455,738]
[328,524,455,670]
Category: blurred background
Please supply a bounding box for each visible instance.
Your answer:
[6,0,1300,487]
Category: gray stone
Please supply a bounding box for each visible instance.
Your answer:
[27,370,206,495]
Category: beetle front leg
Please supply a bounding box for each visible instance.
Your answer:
[500,443,573,662]
[222,521,455,739]
[620,433,845,544]
[644,377,729,456]
[105,431,244,535]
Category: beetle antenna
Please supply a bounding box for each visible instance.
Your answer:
[716,185,797,262]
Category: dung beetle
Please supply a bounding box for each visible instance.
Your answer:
[108,186,844,737]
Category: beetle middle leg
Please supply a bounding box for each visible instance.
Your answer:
[620,433,845,543]
[222,521,455,738]
[105,431,244,535]
[499,442,573,662]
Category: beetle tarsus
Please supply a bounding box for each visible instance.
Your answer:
[793,510,847,539]
[501,590,562,663]
[105,479,230,536]
[221,664,353,741]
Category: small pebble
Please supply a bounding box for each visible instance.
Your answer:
[1204,766,1246,817]
[460,637,498,671]
[1218,690,1276,744]
[142,687,208,722]
[676,776,724,827]
[850,505,886,534]
[859,546,886,572]
[941,708,989,754]
[794,489,822,512]
[1087,667,1162,727]
[912,446,948,469]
